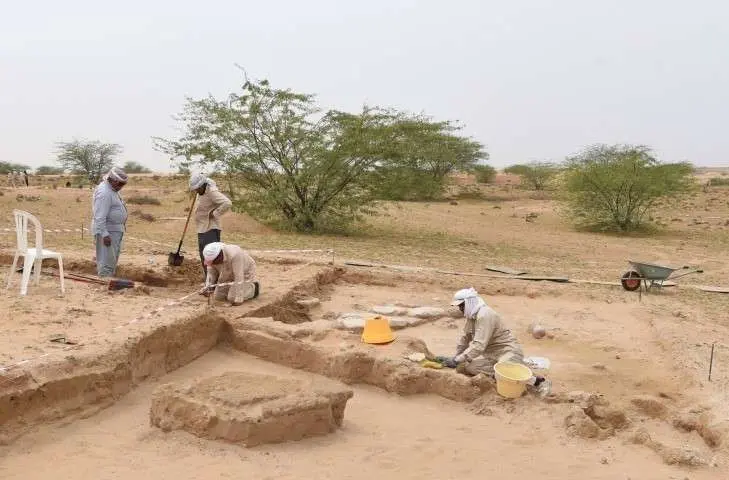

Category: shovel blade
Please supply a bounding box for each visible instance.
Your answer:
[168,252,184,266]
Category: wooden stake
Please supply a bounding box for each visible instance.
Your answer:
[709,342,715,382]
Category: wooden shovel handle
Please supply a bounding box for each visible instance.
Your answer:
[177,194,197,253]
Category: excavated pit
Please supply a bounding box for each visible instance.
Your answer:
[2,263,724,471]
[150,371,353,447]
[0,265,484,444]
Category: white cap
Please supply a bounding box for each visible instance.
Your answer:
[450,287,478,306]
[189,173,207,191]
[202,242,224,266]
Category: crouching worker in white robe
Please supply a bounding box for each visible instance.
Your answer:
[437,287,552,398]
[201,242,259,305]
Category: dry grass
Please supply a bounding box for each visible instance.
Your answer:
[2,173,729,308]
[126,195,161,206]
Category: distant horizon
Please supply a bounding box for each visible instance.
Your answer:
[12,161,729,176]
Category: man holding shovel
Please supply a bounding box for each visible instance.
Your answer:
[189,174,232,281]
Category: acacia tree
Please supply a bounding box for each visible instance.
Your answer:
[0,161,31,174]
[56,140,122,183]
[472,164,497,183]
[504,162,560,190]
[123,161,151,173]
[35,165,65,175]
[372,118,486,200]
[156,77,484,230]
[563,144,695,232]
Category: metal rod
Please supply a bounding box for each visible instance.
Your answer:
[709,342,715,382]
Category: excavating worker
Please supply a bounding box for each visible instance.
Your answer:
[438,287,552,397]
[201,242,259,306]
[189,173,232,282]
[91,167,129,277]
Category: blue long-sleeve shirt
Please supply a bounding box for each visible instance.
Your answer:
[91,181,128,237]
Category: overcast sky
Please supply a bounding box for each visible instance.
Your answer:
[1,0,727,171]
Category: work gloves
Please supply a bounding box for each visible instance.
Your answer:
[435,356,459,369]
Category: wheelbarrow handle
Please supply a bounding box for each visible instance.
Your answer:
[668,269,703,280]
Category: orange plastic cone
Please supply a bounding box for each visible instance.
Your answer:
[361,316,396,345]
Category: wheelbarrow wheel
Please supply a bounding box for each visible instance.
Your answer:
[621,270,642,291]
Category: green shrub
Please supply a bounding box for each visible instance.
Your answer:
[563,144,695,232]
[472,164,496,183]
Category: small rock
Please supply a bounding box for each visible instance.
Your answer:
[592,363,607,370]
[531,326,547,339]
[615,354,621,360]
[600,457,609,465]
[407,307,445,319]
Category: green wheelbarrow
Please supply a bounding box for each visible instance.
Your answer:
[620,261,703,292]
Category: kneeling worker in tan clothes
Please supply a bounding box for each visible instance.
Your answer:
[438,287,552,397]
[201,242,260,305]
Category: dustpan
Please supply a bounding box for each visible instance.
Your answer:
[361,316,395,345]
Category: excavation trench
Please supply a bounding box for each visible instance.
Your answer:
[0,265,489,445]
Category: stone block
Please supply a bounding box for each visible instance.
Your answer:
[150,371,354,447]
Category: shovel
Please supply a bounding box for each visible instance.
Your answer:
[168,194,196,267]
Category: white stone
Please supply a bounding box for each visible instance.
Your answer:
[370,305,408,316]
[337,313,366,330]
[297,297,321,308]
[408,306,445,319]
[388,317,411,329]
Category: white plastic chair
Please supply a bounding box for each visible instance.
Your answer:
[5,210,65,296]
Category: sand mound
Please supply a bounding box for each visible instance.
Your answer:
[630,395,668,419]
[673,411,727,449]
[150,371,354,447]
[631,428,708,467]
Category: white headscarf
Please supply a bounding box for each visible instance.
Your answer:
[106,167,128,183]
[189,173,217,191]
[451,287,486,319]
[202,242,224,265]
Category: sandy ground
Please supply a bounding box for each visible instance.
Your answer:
[0,348,721,480]
[0,257,325,368]
[2,177,729,478]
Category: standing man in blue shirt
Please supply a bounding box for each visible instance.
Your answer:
[91,167,128,277]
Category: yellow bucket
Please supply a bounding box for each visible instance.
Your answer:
[361,316,396,345]
[494,362,532,399]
